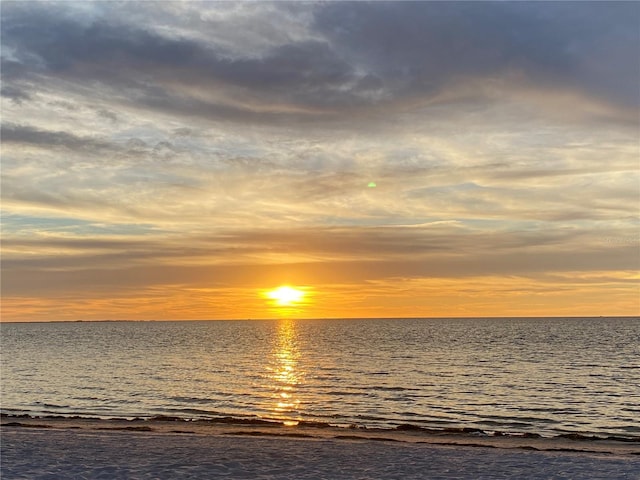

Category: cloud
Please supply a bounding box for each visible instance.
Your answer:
[1,123,113,151]
[1,1,638,319]
[3,223,637,287]
[313,1,640,107]
[4,1,636,126]
[0,4,362,124]
[0,85,31,104]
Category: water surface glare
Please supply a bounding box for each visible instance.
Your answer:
[2,317,639,438]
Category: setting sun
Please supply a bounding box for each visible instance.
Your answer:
[266,286,306,306]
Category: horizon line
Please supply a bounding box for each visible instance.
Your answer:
[2,315,638,324]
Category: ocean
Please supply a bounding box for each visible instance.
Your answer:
[2,317,639,439]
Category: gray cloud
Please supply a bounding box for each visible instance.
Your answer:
[0,5,361,120]
[3,1,636,126]
[1,123,113,151]
[313,2,640,107]
[1,85,31,104]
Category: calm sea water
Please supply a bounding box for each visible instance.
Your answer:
[2,317,639,439]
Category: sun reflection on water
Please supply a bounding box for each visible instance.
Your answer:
[268,319,302,425]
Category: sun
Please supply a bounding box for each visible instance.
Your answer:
[266,286,306,306]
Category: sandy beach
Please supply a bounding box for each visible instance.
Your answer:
[2,417,639,479]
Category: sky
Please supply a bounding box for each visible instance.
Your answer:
[1,1,639,321]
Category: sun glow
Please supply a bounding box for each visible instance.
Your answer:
[266,286,305,306]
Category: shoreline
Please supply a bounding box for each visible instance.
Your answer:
[2,418,639,480]
[2,415,639,456]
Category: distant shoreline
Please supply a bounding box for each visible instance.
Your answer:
[2,315,638,324]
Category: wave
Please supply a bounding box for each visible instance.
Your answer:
[167,396,218,405]
[5,397,639,443]
[3,411,639,444]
